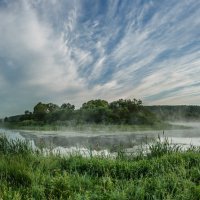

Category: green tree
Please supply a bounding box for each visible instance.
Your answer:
[81,99,109,110]
[61,103,75,111]
[109,99,144,124]
[80,99,110,123]
[33,102,59,122]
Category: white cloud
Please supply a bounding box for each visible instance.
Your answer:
[100,0,200,104]
[0,0,200,117]
[0,1,83,116]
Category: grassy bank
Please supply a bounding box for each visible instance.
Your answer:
[0,136,200,199]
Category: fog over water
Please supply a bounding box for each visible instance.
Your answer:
[1,122,200,156]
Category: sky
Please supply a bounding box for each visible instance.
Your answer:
[0,0,200,117]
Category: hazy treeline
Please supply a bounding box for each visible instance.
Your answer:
[146,105,200,121]
[4,99,157,125]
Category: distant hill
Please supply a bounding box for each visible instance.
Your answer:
[146,105,200,121]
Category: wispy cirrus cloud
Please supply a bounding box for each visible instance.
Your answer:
[0,0,199,117]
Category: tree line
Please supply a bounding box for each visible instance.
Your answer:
[4,99,158,125]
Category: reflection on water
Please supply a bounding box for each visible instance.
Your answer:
[20,132,155,150]
[1,122,200,155]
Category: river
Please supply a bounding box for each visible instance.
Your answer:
[0,122,200,156]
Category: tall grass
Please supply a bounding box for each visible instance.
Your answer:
[0,135,200,199]
[0,136,33,155]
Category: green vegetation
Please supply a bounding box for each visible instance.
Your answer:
[2,99,162,130]
[0,135,200,199]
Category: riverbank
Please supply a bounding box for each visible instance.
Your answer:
[0,136,200,199]
[0,121,189,132]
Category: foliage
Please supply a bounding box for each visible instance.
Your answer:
[4,98,159,126]
[0,136,33,155]
[4,102,200,129]
[0,136,200,199]
[80,99,110,123]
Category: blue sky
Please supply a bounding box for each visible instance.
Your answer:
[0,0,200,117]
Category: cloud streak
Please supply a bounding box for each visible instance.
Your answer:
[0,0,200,117]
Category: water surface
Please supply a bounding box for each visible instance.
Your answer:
[1,122,200,155]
